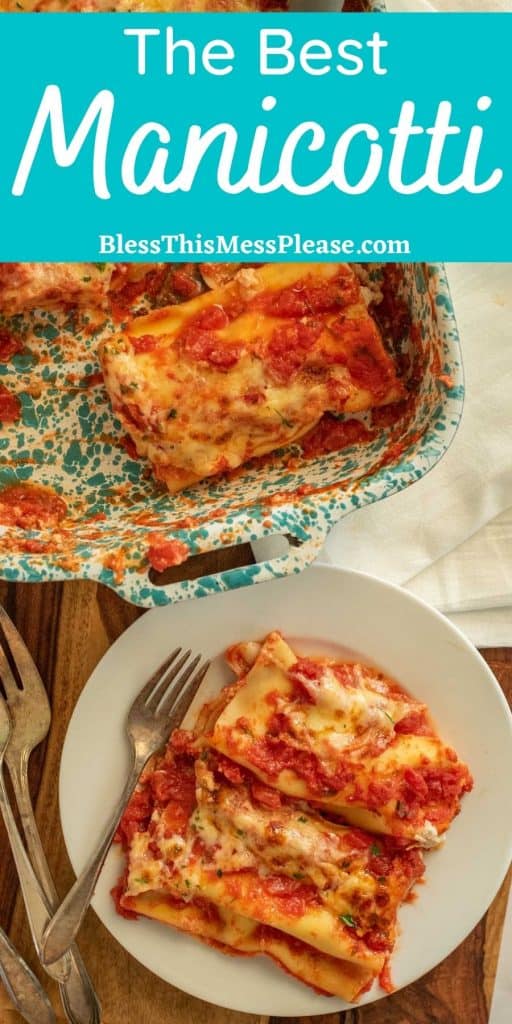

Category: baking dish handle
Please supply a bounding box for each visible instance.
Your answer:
[113,513,331,608]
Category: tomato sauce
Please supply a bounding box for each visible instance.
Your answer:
[110,267,170,317]
[121,435,140,460]
[264,320,322,385]
[256,273,359,320]
[0,483,67,529]
[370,264,412,347]
[102,549,126,584]
[246,735,354,796]
[214,753,247,786]
[149,760,196,809]
[346,828,374,851]
[0,384,21,424]
[393,761,473,826]
[394,709,433,737]
[180,327,242,370]
[288,658,323,701]
[0,328,23,363]
[130,334,158,355]
[116,751,196,850]
[147,534,190,573]
[170,729,196,756]
[364,930,392,954]
[111,878,138,920]
[347,346,392,397]
[250,780,282,810]
[255,874,319,918]
[368,853,393,878]
[192,304,230,331]
[82,370,104,388]
[170,267,203,301]
[17,538,51,554]
[301,416,371,457]
[371,399,409,430]
[379,961,395,994]
[115,788,154,848]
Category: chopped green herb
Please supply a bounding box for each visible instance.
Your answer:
[297,816,308,824]
[370,844,382,857]
[167,408,178,419]
[292,872,305,880]
[216,869,223,878]
[134,877,147,886]
[185,879,191,888]
[273,408,294,429]
[200,750,209,762]
[236,829,246,838]
[378,877,387,884]
[341,859,352,870]
[339,914,357,928]
[82,276,91,283]
[384,712,395,726]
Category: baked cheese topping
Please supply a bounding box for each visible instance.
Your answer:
[212,632,473,842]
[0,262,165,315]
[100,262,404,492]
[119,747,424,974]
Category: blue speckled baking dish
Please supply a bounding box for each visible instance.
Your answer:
[0,263,463,606]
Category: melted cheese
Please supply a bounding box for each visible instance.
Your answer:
[212,632,472,841]
[100,263,404,493]
[0,263,114,314]
[124,750,424,974]
[0,262,163,315]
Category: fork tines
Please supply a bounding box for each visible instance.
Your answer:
[132,647,210,727]
[0,605,44,699]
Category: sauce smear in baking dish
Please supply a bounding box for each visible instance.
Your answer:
[0,483,67,529]
[0,384,21,424]
[147,534,190,573]
[0,328,23,363]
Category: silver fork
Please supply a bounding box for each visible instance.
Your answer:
[0,925,56,1024]
[0,607,101,1024]
[0,695,56,1024]
[42,646,210,966]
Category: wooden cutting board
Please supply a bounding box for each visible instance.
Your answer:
[0,573,510,1024]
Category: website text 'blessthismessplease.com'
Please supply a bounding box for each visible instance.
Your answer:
[97,233,412,259]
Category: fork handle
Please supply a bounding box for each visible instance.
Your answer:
[0,771,69,985]
[0,927,56,1024]
[9,761,102,1024]
[42,754,146,966]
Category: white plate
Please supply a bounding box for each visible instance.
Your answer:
[59,566,512,1017]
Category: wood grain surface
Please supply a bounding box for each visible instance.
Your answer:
[0,575,510,1024]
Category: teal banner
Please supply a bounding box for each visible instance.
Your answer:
[0,13,510,260]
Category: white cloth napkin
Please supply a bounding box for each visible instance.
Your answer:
[320,262,512,647]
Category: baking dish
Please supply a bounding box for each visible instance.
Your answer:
[0,262,463,606]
